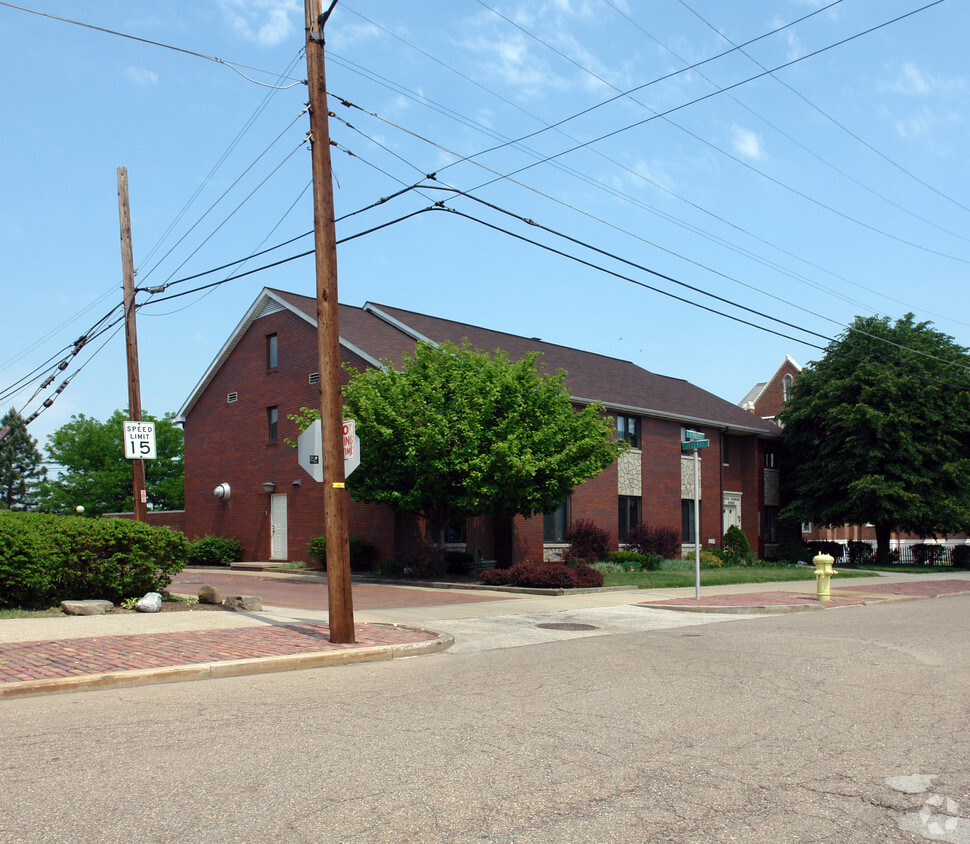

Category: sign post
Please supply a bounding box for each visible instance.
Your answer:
[681,431,708,599]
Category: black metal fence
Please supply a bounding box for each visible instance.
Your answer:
[804,540,970,567]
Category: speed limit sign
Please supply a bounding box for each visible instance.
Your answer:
[123,421,157,460]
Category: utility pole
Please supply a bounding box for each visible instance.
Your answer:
[118,166,147,523]
[305,0,354,643]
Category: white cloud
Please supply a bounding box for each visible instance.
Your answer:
[218,0,299,48]
[883,61,965,96]
[125,66,158,85]
[730,125,764,161]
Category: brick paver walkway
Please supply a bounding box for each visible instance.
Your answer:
[833,578,970,597]
[169,571,516,610]
[0,623,435,684]
[642,579,970,609]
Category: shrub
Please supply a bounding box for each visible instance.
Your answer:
[804,541,845,561]
[680,549,724,567]
[563,518,611,563]
[625,523,680,560]
[377,558,403,578]
[445,550,474,574]
[396,545,447,579]
[570,563,605,588]
[508,562,575,588]
[911,544,945,566]
[606,549,655,571]
[480,568,511,586]
[722,525,750,556]
[846,540,875,566]
[306,536,378,571]
[491,561,606,589]
[187,534,242,567]
[0,512,188,609]
[774,537,813,565]
[591,561,625,575]
[950,545,970,569]
[722,525,755,566]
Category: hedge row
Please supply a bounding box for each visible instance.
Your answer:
[480,561,604,589]
[0,511,188,609]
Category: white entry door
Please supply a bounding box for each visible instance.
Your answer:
[722,494,741,534]
[270,493,288,560]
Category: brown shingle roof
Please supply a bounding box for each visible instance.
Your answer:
[270,290,779,437]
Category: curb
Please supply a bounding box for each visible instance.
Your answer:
[0,626,454,700]
[638,602,827,615]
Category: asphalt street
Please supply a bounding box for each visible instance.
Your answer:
[1,593,967,843]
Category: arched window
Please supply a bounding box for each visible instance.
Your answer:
[782,373,794,402]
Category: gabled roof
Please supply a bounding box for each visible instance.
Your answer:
[178,288,782,437]
[739,354,802,411]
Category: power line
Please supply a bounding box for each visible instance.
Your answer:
[0,1,305,88]
[670,0,970,238]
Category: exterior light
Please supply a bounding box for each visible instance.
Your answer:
[261,481,276,493]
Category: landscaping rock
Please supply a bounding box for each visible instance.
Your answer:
[198,585,223,604]
[61,600,114,616]
[135,592,162,613]
[224,595,262,612]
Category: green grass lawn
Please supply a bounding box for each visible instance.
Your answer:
[0,607,63,620]
[603,565,879,590]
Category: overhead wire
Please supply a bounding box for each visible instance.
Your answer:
[0,1,305,88]
[333,5,964,324]
[140,48,308,275]
[454,0,968,267]
[669,0,970,240]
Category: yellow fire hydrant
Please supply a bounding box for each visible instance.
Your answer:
[813,553,838,602]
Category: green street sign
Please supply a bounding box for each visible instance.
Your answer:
[681,439,709,450]
[685,429,705,441]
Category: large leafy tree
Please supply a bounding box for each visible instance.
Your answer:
[293,341,621,544]
[41,409,184,516]
[780,314,970,563]
[0,408,47,510]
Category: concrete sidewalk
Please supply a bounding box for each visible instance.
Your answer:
[1,569,967,699]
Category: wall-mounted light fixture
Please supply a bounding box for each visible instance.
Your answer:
[292,478,302,487]
[261,481,276,493]
[214,483,231,501]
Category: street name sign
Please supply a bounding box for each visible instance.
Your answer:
[123,421,156,460]
[685,429,705,441]
[681,439,709,450]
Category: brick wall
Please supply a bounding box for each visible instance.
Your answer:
[183,309,393,563]
[753,358,800,420]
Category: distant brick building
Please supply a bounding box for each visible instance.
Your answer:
[741,356,968,557]
[177,289,784,565]
[739,354,802,422]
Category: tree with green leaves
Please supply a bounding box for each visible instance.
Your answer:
[0,408,47,510]
[780,314,970,563]
[291,341,621,545]
[41,410,184,516]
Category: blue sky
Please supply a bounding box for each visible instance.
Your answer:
[1,0,968,453]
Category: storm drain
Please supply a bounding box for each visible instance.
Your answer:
[536,622,599,631]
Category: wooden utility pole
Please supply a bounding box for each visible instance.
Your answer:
[118,167,147,523]
[305,0,354,643]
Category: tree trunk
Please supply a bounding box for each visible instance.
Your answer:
[874,521,893,565]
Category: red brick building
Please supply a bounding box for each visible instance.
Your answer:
[739,354,802,422]
[177,289,784,565]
